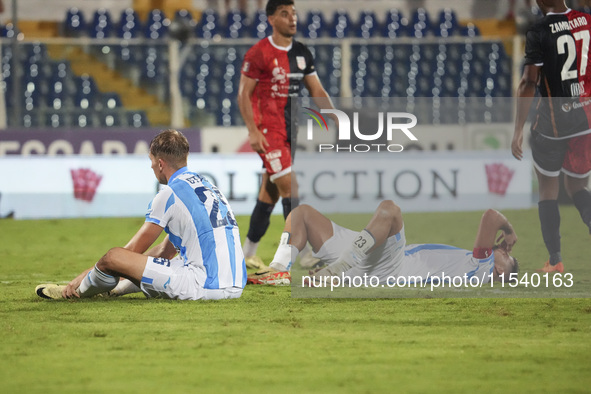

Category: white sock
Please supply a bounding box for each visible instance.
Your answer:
[243,238,259,257]
[110,279,141,296]
[77,265,119,298]
[269,232,298,272]
[329,229,376,274]
[349,229,376,263]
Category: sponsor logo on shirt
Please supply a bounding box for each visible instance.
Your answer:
[296,56,306,70]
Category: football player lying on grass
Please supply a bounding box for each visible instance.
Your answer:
[246,200,519,286]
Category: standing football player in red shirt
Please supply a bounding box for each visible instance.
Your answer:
[238,0,335,278]
[512,0,591,272]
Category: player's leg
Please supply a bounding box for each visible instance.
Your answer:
[530,131,566,272]
[273,171,298,218]
[313,200,403,277]
[562,133,591,233]
[247,204,333,285]
[566,175,591,233]
[76,247,147,298]
[243,172,279,268]
[536,169,563,270]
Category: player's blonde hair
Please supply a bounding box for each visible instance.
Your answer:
[149,129,189,169]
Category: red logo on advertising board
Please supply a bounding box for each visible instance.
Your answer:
[485,163,514,196]
[70,168,102,202]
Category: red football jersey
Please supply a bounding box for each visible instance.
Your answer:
[241,36,316,141]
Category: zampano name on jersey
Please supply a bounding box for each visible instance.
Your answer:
[550,16,588,33]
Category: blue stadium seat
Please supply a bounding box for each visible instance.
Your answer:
[410,8,432,38]
[144,9,169,39]
[196,9,220,39]
[435,8,459,37]
[126,110,150,127]
[101,92,122,110]
[24,43,48,64]
[461,23,481,37]
[225,9,248,38]
[99,111,123,127]
[45,111,71,128]
[1,23,18,39]
[64,8,87,37]
[304,10,327,38]
[118,8,142,38]
[383,9,406,38]
[89,9,113,38]
[356,11,377,39]
[330,10,351,38]
[251,10,271,39]
[46,90,69,111]
[72,111,96,128]
[22,112,41,128]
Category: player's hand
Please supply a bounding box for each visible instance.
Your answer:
[249,130,269,154]
[62,273,85,299]
[63,281,81,299]
[511,131,523,161]
[496,232,517,252]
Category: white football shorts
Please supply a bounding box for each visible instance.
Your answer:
[312,222,407,281]
[140,256,243,300]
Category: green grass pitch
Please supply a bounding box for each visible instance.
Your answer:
[1,207,590,393]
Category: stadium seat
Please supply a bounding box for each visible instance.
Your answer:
[144,9,169,39]
[225,9,248,38]
[64,8,87,37]
[435,8,459,37]
[22,112,41,128]
[46,90,69,110]
[45,111,71,128]
[99,111,123,127]
[89,9,113,38]
[330,10,352,39]
[1,23,18,39]
[24,43,48,64]
[117,8,142,39]
[356,11,377,39]
[410,8,432,38]
[196,9,220,39]
[304,10,327,39]
[72,111,96,128]
[383,9,406,38]
[100,92,123,110]
[126,110,150,127]
[461,23,481,37]
[251,9,271,39]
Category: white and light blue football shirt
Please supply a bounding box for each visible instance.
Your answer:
[396,244,495,284]
[146,167,246,289]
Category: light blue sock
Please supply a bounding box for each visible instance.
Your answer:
[77,265,119,298]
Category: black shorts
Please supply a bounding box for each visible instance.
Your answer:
[530,130,568,177]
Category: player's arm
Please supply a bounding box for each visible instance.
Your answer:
[304,73,338,125]
[473,209,517,252]
[144,235,177,259]
[237,73,268,153]
[124,222,165,254]
[512,63,540,160]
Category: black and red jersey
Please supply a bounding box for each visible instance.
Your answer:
[241,36,316,142]
[525,8,591,139]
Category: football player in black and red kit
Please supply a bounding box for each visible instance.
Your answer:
[238,0,335,275]
[512,0,591,272]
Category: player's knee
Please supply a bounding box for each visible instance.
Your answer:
[376,200,401,221]
[97,247,125,272]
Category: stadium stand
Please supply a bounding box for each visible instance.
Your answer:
[0,5,532,128]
